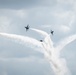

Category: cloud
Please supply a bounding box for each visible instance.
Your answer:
[15,10,27,19]
[57,0,75,4]
[0,0,76,75]
[69,15,75,27]
[0,56,46,63]
[0,0,56,9]
[54,11,70,19]
[0,16,11,32]
[0,56,52,75]
[60,25,70,32]
[0,9,28,19]
[41,25,52,28]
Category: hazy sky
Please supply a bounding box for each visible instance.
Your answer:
[0,0,76,75]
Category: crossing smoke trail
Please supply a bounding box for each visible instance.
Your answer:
[30,28,54,50]
[0,28,76,75]
[30,28,74,75]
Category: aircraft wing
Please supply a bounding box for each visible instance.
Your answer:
[0,32,43,53]
[55,34,76,52]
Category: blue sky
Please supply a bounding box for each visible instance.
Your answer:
[0,0,76,75]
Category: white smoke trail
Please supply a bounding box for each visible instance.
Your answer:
[30,28,49,37]
[30,28,54,57]
[56,34,76,52]
[30,28,54,48]
[0,32,43,53]
[30,28,76,75]
[0,28,76,75]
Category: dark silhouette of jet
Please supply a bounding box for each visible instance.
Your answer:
[40,40,43,42]
[51,30,54,35]
[25,25,29,31]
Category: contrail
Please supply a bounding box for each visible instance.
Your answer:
[0,28,76,75]
[56,34,76,52]
[30,28,75,75]
[30,28,49,37]
[0,32,43,53]
[30,28,54,48]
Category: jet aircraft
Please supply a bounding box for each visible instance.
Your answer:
[40,40,43,42]
[51,30,54,35]
[25,25,29,31]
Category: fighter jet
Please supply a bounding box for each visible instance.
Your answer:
[51,30,54,35]
[25,25,29,31]
[40,40,43,42]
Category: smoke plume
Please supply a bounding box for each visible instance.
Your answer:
[0,28,76,75]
